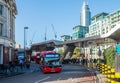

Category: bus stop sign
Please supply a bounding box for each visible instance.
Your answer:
[116,45,120,53]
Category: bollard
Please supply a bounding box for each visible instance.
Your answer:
[107,66,111,76]
[111,80,115,83]
[104,65,108,76]
[111,68,115,77]
[110,68,115,83]
[98,67,100,71]
[107,66,112,83]
[115,73,120,83]
[102,64,105,74]
[97,64,100,71]
[107,78,111,83]
[99,64,102,73]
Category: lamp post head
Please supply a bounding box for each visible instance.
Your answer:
[24,27,28,29]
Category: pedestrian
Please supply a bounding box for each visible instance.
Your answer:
[79,57,82,65]
[93,59,97,68]
[26,60,30,69]
[19,59,24,70]
[82,59,85,66]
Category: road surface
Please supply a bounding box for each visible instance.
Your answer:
[0,64,96,83]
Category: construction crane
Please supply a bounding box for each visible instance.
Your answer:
[51,24,57,39]
[30,31,36,45]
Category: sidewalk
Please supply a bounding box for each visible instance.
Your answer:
[0,62,40,78]
[85,66,107,83]
[95,71,107,83]
[89,67,107,83]
[25,61,40,73]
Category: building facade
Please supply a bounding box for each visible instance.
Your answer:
[61,35,71,41]
[0,0,17,64]
[86,10,120,38]
[85,12,108,37]
[72,25,88,40]
[84,10,120,59]
[80,2,91,27]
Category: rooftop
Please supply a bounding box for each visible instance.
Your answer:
[73,25,88,29]
[91,12,108,20]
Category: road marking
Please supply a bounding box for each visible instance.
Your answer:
[68,78,72,80]
[61,71,83,74]
[35,76,50,83]
[57,77,61,81]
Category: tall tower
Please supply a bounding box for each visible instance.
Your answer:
[80,2,91,26]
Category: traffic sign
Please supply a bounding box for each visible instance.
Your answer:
[116,45,120,53]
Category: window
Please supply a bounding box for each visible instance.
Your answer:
[0,23,3,36]
[0,4,3,15]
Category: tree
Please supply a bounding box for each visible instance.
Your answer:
[103,46,115,68]
[71,47,80,58]
[57,48,63,55]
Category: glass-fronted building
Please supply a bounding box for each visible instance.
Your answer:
[86,10,120,37]
[72,25,88,40]
[85,12,108,37]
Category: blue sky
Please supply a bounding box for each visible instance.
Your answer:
[15,0,120,47]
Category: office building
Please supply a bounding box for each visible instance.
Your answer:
[0,0,17,64]
[80,2,91,26]
[85,10,120,59]
[72,25,88,40]
[61,35,71,41]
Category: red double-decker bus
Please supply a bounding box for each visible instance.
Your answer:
[39,51,62,73]
[35,52,41,64]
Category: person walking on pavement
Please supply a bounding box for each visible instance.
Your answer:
[19,59,24,70]
[26,60,30,69]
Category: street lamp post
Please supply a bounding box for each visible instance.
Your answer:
[24,27,28,60]
[87,41,94,67]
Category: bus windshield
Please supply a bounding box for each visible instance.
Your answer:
[46,61,60,66]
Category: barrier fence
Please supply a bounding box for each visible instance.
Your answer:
[97,63,120,83]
